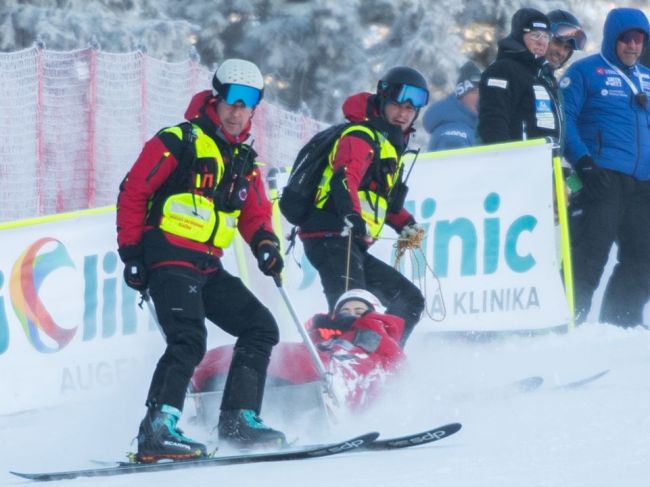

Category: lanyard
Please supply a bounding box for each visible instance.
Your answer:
[599,54,644,95]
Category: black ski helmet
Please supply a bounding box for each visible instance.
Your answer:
[376,66,429,122]
[547,10,586,55]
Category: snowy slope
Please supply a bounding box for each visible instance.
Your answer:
[2,323,649,487]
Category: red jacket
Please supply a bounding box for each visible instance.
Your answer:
[307,311,405,371]
[307,311,406,410]
[298,92,415,238]
[116,90,275,265]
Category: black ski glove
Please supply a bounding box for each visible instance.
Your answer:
[342,213,373,250]
[123,258,148,292]
[575,155,612,200]
[255,240,284,277]
[118,245,148,292]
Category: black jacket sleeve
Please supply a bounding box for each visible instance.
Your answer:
[478,62,517,144]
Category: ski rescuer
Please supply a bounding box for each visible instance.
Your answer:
[116,59,286,462]
[298,66,429,347]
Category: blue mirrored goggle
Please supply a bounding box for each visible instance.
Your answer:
[222,83,262,108]
[389,83,429,109]
[551,22,587,50]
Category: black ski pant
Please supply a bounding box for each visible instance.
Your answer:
[569,172,650,327]
[302,237,424,345]
[146,264,279,413]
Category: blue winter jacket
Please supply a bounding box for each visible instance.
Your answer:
[423,95,477,151]
[561,8,650,180]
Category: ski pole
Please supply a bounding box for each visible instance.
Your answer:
[402,147,421,185]
[272,274,340,406]
[139,290,166,338]
[341,217,354,292]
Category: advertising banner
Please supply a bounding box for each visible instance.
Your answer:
[0,140,569,415]
[271,139,570,333]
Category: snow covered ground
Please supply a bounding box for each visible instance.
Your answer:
[2,322,649,487]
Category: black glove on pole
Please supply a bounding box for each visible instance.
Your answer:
[255,240,284,276]
[123,259,148,292]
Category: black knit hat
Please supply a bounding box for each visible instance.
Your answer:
[511,8,551,44]
[455,61,482,97]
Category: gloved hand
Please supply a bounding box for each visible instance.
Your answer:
[342,213,373,250]
[255,240,284,276]
[342,213,367,238]
[123,258,148,292]
[401,222,425,239]
[575,155,612,199]
[400,222,425,250]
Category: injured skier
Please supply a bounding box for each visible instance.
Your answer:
[306,289,406,410]
[190,289,406,427]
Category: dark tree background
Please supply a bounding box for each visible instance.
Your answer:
[1,0,648,122]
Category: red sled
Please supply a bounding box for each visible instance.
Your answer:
[189,342,329,431]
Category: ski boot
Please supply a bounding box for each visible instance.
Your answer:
[136,404,207,463]
[217,409,287,449]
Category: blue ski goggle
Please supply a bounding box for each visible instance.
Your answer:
[551,22,587,51]
[387,83,429,109]
[221,83,262,108]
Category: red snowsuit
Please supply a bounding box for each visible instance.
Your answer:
[307,311,406,410]
[191,311,406,412]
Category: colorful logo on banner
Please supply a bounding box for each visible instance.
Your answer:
[9,237,78,353]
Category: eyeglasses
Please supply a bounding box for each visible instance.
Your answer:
[524,29,550,42]
[636,92,647,108]
[619,30,646,45]
[551,22,587,50]
[221,83,262,108]
[387,83,429,108]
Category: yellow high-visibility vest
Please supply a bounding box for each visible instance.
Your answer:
[315,124,402,237]
[156,124,240,248]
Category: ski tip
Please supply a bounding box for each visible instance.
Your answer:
[557,368,611,390]
[444,422,463,434]
[10,471,49,481]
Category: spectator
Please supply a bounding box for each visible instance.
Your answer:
[545,10,587,71]
[478,8,561,144]
[544,10,587,153]
[561,8,650,327]
[423,60,482,151]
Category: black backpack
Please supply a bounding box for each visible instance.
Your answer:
[279,122,373,225]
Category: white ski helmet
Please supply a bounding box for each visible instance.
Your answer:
[212,58,264,108]
[334,289,385,314]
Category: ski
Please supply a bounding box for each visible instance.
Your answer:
[10,432,379,481]
[366,422,462,450]
[455,375,544,401]
[552,369,610,391]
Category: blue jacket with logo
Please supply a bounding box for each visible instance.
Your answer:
[423,95,477,151]
[561,8,650,179]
